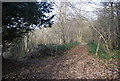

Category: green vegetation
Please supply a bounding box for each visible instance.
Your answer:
[29,42,80,59]
[87,42,106,55]
[87,42,120,61]
[112,50,120,59]
[48,42,80,54]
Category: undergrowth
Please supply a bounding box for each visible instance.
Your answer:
[29,42,80,59]
[87,42,120,61]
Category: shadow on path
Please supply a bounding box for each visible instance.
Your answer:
[2,45,119,80]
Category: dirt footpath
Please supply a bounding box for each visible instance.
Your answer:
[2,45,119,80]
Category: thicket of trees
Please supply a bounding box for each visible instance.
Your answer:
[26,1,120,57]
[2,1,120,60]
[2,2,55,59]
[91,2,120,55]
[26,1,92,45]
[2,2,55,49]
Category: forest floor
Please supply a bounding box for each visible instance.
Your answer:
[2,45,119,80]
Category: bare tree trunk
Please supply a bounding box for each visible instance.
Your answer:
[90,26,110,53]
[116,2,120,49]
[110,2,114,50]
[96,36,102,55]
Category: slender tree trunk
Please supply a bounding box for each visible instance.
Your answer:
[96,36,102,55]
[117,3,120,49]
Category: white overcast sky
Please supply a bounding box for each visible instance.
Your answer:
[37,0,119,20]
[37,0,102,19]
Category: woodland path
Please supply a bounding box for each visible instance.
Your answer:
[2,45,119,80]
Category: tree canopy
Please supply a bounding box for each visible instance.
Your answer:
[2,2,55,45]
